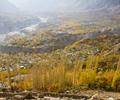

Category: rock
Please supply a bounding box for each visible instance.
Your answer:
[89,93,100,100]
[44,97,61,100]
[43,97,50,100]
[0,98,6,100]
[107,97,115,100]
[37,98,44,100]
[61,97,71,100]
[24,90,29,93]
[23,92,36,99]
[38,93,44,98]
[66,90,70,94]
[14,95,24,99]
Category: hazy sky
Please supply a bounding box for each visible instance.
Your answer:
[9,0,59,12]
[8,0,80,12]
[8,0,96,13]
[9,0,28,7]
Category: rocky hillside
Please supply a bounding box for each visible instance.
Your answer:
[0,0,41,34]
[1,27,119,54]
[76,0,120,10]
[0,14,40,34]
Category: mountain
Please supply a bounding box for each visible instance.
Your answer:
[0,0,41,34]
[78,0,120,10]
[0,0,18,13]
[0,15,40,34]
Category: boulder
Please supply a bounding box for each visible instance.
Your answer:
[89,93,100,100]
[107,97,115,100]
[23,92,35,99]
[14,95,24,99]
[0,98,6,100]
